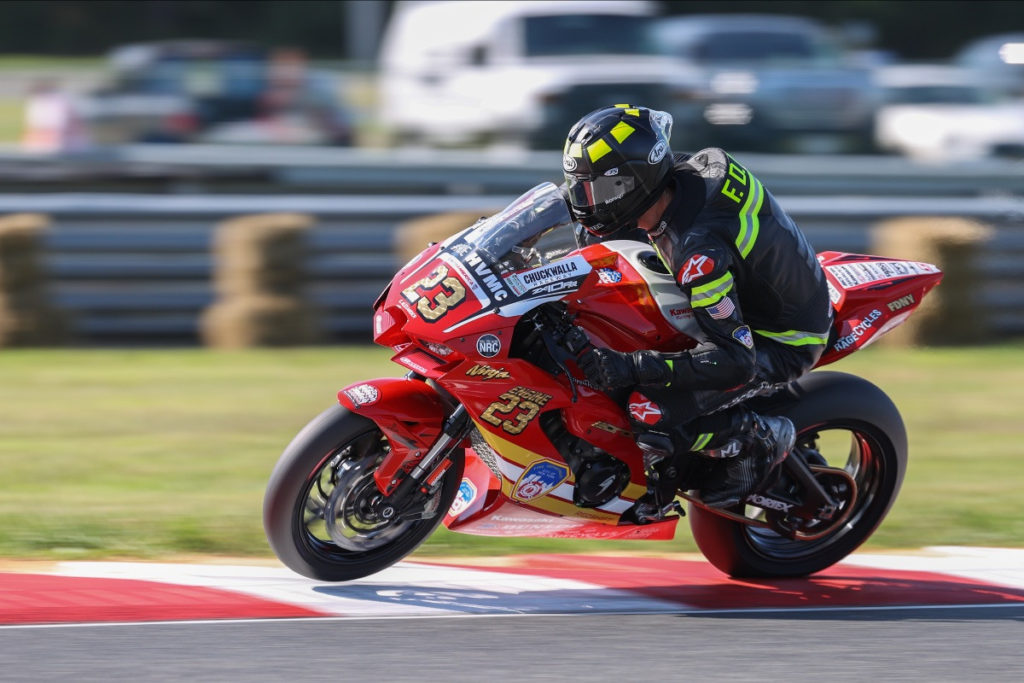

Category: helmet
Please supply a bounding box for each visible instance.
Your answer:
[562,104,674,236]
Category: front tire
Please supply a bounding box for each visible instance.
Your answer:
[263,404,464,581]
[688,372,907,578]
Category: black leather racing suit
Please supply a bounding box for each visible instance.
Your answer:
[578,148,834,453]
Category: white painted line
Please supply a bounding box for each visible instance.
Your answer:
[843,546,1024,590]
[51,559,690,617]
[4,601,1024,631]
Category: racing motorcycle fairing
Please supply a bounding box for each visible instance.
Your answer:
[444,437,677,540]
[359,183,942,538]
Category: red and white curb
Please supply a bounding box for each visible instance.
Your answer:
[2,546,1023,626]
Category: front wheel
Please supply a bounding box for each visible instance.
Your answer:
[263,404,464,581]
[688,372,907,578]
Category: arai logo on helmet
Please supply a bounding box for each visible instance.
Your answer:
[562,155,577,172]
[476,334,501,358]
[648,140,668,164]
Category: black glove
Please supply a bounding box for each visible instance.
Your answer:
[578,348,672,391]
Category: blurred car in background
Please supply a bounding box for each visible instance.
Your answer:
[954,32,1024,100]
[651,14,882,153]
[377,0,691,149]
[77,40,353,146]
[874,64,1024,161]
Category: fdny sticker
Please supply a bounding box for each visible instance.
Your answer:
[627,391,663,425]
[448,478,478,517]
[512,460,570,502]
[733,326,754,349]
[596,268,623,284]
[343,384,380,406]
[679,254,716,284]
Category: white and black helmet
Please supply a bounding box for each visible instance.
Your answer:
[562,104,674,236]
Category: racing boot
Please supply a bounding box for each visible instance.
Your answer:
[701,415,795,509]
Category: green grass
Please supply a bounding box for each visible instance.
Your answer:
[0,100,24,144]
[1,344,1022,561]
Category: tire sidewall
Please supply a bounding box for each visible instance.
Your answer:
[263,404,464,581]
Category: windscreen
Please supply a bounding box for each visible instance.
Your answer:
[463,183,576,273]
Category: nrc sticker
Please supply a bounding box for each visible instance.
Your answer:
[476,334,501,358]
[512,460,570,502]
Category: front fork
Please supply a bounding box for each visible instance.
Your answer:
[338,376,469,511]
[385,405,469,513]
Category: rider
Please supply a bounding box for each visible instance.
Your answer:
[563,104,834,508]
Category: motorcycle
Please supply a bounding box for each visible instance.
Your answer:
[263,182,942,581]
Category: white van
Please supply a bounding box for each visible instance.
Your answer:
[377,0,689,148]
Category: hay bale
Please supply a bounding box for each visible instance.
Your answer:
[394,210,496,265]
[0,213,49,246]
[871,216,994,346]
[203,212,321,347]
[200,295,321,348]
[211,213,312,296]
[213,264,305,299]
[0,214,50,290]
[0,213,70,346]
[0,306,69,346]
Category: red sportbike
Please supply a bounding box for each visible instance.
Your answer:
[264,182,942,581]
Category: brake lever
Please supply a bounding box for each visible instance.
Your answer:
[532,318,581,402]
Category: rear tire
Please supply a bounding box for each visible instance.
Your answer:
[263,404,464,581]
[688,372,907,578]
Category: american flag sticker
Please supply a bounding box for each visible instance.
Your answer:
[706,296,735,320]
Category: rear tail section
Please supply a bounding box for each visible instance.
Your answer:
[815,252,943,368]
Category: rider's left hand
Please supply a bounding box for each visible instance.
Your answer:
[578,348,671,391]
[579,347,635,390]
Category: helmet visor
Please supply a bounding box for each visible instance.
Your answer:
[565,174,636,213]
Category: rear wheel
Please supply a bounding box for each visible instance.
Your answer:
[688,372,907,577]
[263,404,464,581]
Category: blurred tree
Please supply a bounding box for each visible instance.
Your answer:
[661,0,1024,60]
[0,0,352,58]
[0,1,1019,61]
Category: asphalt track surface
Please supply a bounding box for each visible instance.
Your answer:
[3,547,1023,682]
